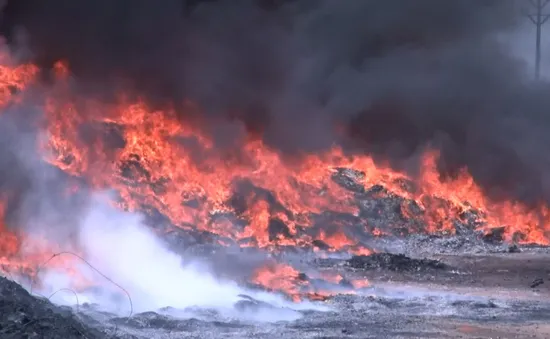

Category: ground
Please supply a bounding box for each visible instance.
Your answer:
[1,244,550,339]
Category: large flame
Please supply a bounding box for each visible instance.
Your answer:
[0,51,38,108]
[0,50,549,302]
[41,86,550,246]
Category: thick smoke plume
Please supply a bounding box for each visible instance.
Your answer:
[2,0,550,205]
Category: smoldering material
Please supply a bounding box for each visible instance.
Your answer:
[1,0,550,205]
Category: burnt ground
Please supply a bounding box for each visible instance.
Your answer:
[2,247,550,339]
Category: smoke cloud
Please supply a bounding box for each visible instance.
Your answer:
[0,105,88,246]
[2,0,550,205]
[40,192,318,322]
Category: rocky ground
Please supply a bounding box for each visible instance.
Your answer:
[2,246,550,339]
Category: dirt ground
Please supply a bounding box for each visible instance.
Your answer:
[360,251,550,339]
[95,249,550,338]
[3,248,550,338]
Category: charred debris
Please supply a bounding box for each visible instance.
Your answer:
[143,165,533,256]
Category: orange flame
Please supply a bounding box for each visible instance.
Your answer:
[251,263,306,302]
[0,49,548,300]
[39,79,550,245]
[0,52,38,108]
[0,198,84,286]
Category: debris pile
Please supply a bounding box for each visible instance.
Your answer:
[0,277,102,339]
[346,253,448,272]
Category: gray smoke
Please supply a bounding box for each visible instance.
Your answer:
[1,0,549,206]
[0,104,89,244]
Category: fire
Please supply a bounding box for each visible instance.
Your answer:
[251,263,306,302]
[36,68,550,246]
[317,229,373,256]
[41,92,365,249]
[319,271,344,284]
[0,199,49,280]
[0,51,38,108]
[350,278,370,289]
[416,151,550,243]
[0,200,19,266]
[0,199,84,288]
[0,47,549,301]
[250,263,371,301]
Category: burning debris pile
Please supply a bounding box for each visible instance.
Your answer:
[0,48,549,303]
[0,0,549,318]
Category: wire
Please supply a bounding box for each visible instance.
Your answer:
[30,251,133,319]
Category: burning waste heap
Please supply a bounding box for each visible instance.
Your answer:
[0,0,549,337]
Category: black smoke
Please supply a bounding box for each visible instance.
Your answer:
[1,0,550,206]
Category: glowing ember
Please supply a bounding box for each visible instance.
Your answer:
[350,278,370,289]
[251,263,306,301]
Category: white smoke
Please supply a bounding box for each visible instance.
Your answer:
[36,192,324,322]
[79,195,243,311]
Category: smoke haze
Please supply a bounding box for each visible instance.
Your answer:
[40,192,319,321]
[1,1,550,205]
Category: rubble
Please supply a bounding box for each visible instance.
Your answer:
[508,244,521,253]
[530,278,544,288]
[346,253,447,272]
[234,294,277,312]
[331,168,366,193]
[111,311,211,332]
[0,277,103,339]
[482,227,506,243]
